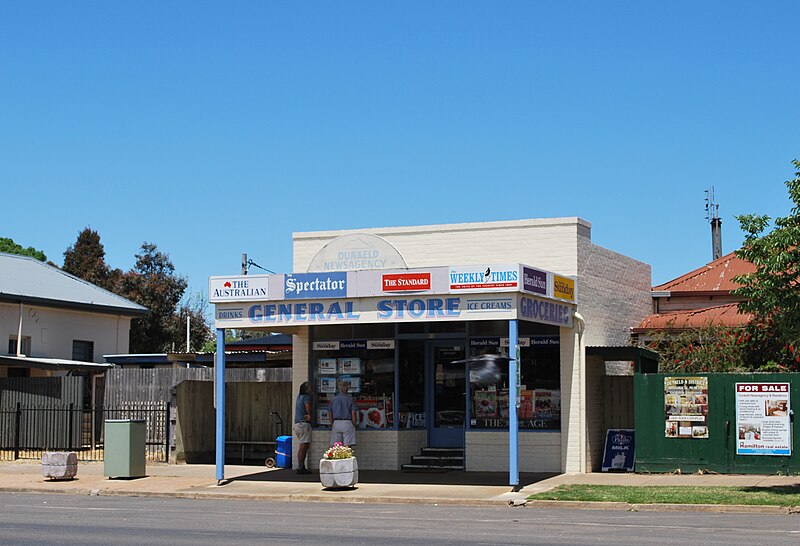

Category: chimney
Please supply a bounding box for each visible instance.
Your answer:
[705,187,722,260]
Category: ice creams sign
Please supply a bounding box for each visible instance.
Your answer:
[209,276,269,302]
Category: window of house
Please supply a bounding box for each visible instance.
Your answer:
[72,340,94,362]
[8,336,31,356]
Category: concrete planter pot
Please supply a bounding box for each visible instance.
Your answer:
[319,456,358,489]
[42,451,78,480]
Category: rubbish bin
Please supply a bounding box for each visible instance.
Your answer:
[104,419,146,478]
[276,435,292,469]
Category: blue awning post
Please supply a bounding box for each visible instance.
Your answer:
[215,328,226,483]
[509,319,519,488]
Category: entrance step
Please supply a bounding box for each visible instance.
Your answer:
[402,447,464,472]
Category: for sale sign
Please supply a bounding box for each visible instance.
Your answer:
[735,383,791,456]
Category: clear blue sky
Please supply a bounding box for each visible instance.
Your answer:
[3,1,799,303]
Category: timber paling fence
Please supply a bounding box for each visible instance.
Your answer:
[0,402,169,463]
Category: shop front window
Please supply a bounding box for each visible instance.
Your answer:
[311,337,395,430]
[397,340,426,429]
[469,322,561,431]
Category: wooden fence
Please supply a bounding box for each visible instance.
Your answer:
[104,367,291,405]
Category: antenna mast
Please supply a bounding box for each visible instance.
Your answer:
[704,187,722,260]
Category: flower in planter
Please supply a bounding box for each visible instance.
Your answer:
[323,442,354,460]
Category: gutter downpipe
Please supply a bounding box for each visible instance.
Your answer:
[509,319,519,489]
[573,311,587,473]
[16,303,23,356]
[215,328,226,484]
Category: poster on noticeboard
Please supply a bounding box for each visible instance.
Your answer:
[338,357,361,374]
[735,382,791,456]
[664,376,709,439]
[317,358,337,374]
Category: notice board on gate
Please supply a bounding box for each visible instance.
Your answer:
[601,429,635,472]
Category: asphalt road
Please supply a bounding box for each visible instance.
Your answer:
[2,493,799,545]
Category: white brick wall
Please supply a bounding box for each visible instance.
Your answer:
[559,326,584,472]
[305,430,427,470]
[293,218,586,274]
[466,431,562,472]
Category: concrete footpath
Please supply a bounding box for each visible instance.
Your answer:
[1,460,799,513]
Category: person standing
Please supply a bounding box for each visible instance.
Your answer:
[293,382,312,474]
[329,379,358,448]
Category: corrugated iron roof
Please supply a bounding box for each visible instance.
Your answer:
[633,303,752,332]
[0,354,113,370]
[0,252,147,316]
[653,251,755,293]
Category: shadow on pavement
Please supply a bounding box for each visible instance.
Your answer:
[229,468,560,487]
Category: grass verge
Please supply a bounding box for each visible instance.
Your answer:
[527,484,800,507]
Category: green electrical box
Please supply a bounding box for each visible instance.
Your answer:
[104,419,146,478]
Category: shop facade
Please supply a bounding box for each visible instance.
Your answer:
[211,218,651,479]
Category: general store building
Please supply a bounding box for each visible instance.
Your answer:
[211,218,652,477]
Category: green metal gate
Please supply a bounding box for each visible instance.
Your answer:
[634,373,799,474]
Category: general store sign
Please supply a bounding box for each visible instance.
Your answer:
[215,293,571,329]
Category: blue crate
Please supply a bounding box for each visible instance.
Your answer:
[276,435,292,469]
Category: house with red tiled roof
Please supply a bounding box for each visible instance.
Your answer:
[631,251,755,337]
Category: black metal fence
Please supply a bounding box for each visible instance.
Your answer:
[0,403,169,463]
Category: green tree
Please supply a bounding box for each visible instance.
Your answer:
[62,228,122,290]
[0,237,47,261]
[171,291,213,352]
[734,159,800,370]
[644,323,747,373]
[120,243,190,353]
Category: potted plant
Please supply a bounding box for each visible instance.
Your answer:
[319,442,358,489]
